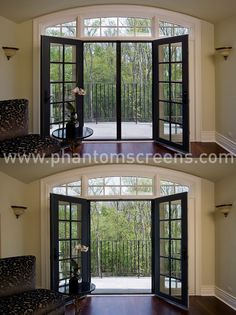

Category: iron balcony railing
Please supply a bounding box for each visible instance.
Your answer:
[91,240,151,278]
[83,83,152,124]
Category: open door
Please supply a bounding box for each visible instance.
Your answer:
[50,193,90,292]
[41,36,83,137]
[153,35,189,152]
[152,192,188,309]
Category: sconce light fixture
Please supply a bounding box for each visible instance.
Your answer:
[216,203,233,217]
[2,46,19,60]
[215,46,232,60]
[11,205,27,219]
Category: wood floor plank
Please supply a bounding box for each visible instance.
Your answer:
[70,142,229,157]
[66,296,236,315]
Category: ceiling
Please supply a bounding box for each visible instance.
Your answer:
[0,0,236,23]
[0,159,235,183]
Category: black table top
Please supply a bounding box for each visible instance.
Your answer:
[52,127,93,140]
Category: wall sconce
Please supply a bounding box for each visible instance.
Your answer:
[11,205,27,219]
[2,46,19,60]
[216,204,233,217]
[215,47,232,60]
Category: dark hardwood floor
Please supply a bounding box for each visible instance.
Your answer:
[69,142,229,157]
[66,296,236,315]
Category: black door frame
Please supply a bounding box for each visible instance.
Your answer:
[153,35,189,152]
[152,192,188,309]
[50,193,90,291]
[41,36,189,150]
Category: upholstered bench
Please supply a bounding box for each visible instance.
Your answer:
[0,256,67,315]
[0,99,61,157]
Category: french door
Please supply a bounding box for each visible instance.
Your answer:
[153,35,189,152]
[41,35,189,151]
[152,192,188,308]
[50,192,188,308]
[50,193,90,292]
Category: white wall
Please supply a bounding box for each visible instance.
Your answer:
[201,21,216,136]
[0,171,41,286]
[215,171,236,299]
[215,15,236,146]
[0,16,33,130]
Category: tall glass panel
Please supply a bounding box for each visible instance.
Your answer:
[84,43,117,139]
[121,43,152,139]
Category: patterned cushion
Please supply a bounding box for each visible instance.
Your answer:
[0,99,28,141]
[0,134,61,157]
[0,289,66,315]
[0,256,36,297]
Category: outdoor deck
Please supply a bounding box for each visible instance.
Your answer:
[91,277,152,294]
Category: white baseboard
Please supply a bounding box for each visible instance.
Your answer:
[215,287,236,311]
[216,132,236,156]
[200,285,215,296]
[200,131,216,142]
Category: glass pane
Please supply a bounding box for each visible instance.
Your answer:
[159,120,170,141]
[160,257,170,276]
[160,202,169,220]
[171,63,182,82]
[160,239,169,257]
[171,220,182,239]
[64,45,76,63]
[101,27,118,36]
[71,222,81,239]
[121,42,152,139]
[59,222,70,239]
[160,275,170,294]
[137,177,152,185]
[137,186,153,195]
[50,83,63,102]
[71,241,82,259]
[64,83,76,101]
[59,260,71,279]
[105,177,120,185]
[136,28,151,36]
[67,186,81,196]
[84,27,100,36]
[71,204,82,221]
[101,17,118,26]
[88,186,104,196]
[64,64,76,82]
[59,241,70,259]
[50,103,63,124]
[119,28,135,36]
[160,221,169,238]
[105,187,120,195]
[159,102,170,121]
[159,83,170,101]
[171,201,182,219]
[84,43,117,139]
[84,18,101,27]
[50,44,63,62]
[50,64,63,82]
[171,83,182,102]
[171,240,181,259]
[119,17,135,27]
[159,64,169,82]
[121,177,136,185]
[171,124,183,144]
[171,259,181,279]
[171,43,182,62]
[171,103,182,124]
[59,203,66,220]
[170,279,182,299]
[89,178,104,186]
[159,44,169,62]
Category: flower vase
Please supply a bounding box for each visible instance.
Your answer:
[69,270,82,294]
[66,112,80,139]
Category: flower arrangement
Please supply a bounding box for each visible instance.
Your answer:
[72,87,86,96]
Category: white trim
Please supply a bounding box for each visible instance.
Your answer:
[215,287,236,311]
[33,4,202,141]
[200,285,215,296]
[40,164,202,295]
[200,131,216,142]
[216,132,236,156]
